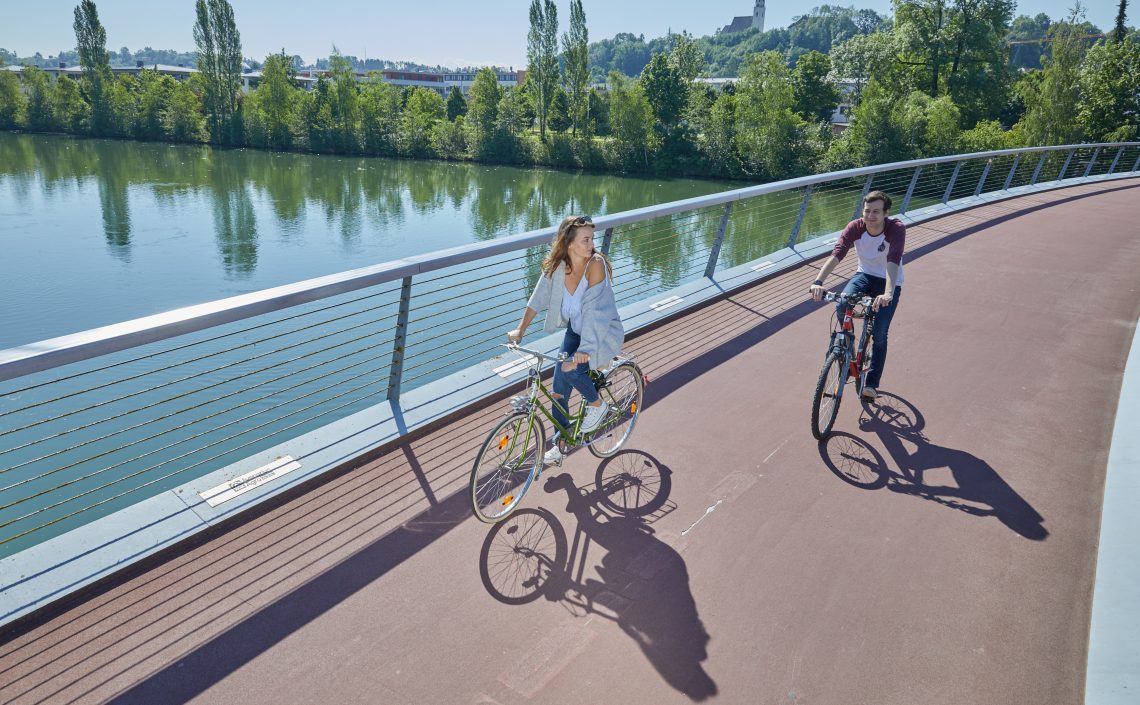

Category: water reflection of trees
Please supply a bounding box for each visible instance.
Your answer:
[2,133,746,284]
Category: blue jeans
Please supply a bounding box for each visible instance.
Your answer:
[837,272,901,389]
[551,326,600,434]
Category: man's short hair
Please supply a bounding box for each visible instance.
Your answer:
[864,190,892,211]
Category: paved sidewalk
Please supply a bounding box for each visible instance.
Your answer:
[2,179,1138,705]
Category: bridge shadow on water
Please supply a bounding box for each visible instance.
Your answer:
[817,392,1048,540]
[479,450,717,701]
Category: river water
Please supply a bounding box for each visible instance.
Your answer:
[0,132,741,349]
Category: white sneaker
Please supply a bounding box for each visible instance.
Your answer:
[862,386,878,400]
[581,403,608,433]
[543,445,565,465]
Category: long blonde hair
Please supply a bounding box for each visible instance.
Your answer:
[541,215,612,278]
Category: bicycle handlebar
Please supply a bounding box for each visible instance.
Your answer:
[821,292,874,307]
[502,342,569,363]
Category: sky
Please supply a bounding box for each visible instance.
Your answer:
[1,0,1122,68]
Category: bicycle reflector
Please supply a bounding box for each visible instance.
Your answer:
[630,402,637,413]
[502,495,514,506]
[498,434,510,449]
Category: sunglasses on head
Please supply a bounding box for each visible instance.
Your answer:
[572,215,593,226]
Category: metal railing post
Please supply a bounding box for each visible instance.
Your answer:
[599,227,614,256]
[854,175,873,220]
[1002,154,1021,190]
[1132,151,1140,173]
[974,159,993,197]
[942,161,963,203]
[1107,147,1123,175]
[1058,149,1076,181]
[1030,153,1047,185]
[1082,147,1101,178]
[387,276,413,400]
[704,203,733,277]
[787,187,813,248]
[900,167,922,214]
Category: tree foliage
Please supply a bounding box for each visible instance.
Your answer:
[562,0,589,136]
[73,0,112,135]
[194,0,243,144]
[526,0,559,140]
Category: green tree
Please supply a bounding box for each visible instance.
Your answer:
[958,118,1020,151]
[829,31,899,101]
[1017,8,1088,145]
[699,91,740,177]
[446,85,467,121]
[526,0,559,140]
[792,50,841,123]
[73,0,112,135]
[136,69,174,140]
[107,74,139,137]
[924,94,963,155]
[22,65,55,132]
[893,0,1015,124]
[194,0,243,144]
[165,79,205,142]
[562,0,589,136]
[670,31,705,82]
[606,71,655,169]
[734,52,812,180]
[246,52,296,149]
[549,87,571,132]
[1078,37,1140,140]
[431,115,467,159]
[52,72,89,133]
[587,87,609,135]
[0,59,27,129]
[826,78,908,168]
[640,52,687,126]
[360,78,402,155]
[1115,0,1130,43]
[1008,14,1052,70]
[465,67,501,158]
[328,50,359,153]
[400,86,445,157]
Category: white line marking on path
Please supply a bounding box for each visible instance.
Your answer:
[682,500,723,536]
[763,439,789,464]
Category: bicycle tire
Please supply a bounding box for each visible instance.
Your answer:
[470,412,546,523]
[856,335,873,397]
[588,362,645,458]
[811,350,846,439]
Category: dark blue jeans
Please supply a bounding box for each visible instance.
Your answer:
[837,272,901,389]
[551,326,600,434]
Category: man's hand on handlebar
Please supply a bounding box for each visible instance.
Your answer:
[872,294,892,312]
[809,283,825,301]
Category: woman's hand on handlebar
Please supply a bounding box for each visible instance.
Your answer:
[506,329,522,344]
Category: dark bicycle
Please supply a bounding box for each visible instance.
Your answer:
[811,291,876,439]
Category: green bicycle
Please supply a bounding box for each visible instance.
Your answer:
[469,343,645,523]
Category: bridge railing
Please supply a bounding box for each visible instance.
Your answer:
[1,142,1137,561]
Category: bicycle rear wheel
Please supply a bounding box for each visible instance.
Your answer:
[470,412,545,523]
[811,350,845,439]
[588,362,645,458]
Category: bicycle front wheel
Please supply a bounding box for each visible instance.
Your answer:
[856,335,873,397]
[811,350,845,439]
[588,362,645,458]
[470,412,546,523]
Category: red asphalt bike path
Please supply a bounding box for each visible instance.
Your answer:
[1,179,1138,705]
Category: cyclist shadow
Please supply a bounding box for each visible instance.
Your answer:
[478,450,717,701]
[818,393,1048,540]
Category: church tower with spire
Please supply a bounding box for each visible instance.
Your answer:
[752,0,766,33]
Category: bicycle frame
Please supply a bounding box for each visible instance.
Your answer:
[517,365,590,444]
[829,295,875,394]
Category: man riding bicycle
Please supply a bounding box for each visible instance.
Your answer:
[808,190,905,400]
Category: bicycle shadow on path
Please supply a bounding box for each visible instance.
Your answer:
[817,393,1047,540]
[479,450,718,701]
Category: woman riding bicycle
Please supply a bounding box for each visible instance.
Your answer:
[808,190,906,400]
[507,215,625,464]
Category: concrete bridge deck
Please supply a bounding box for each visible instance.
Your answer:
[1,180,1138,705]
